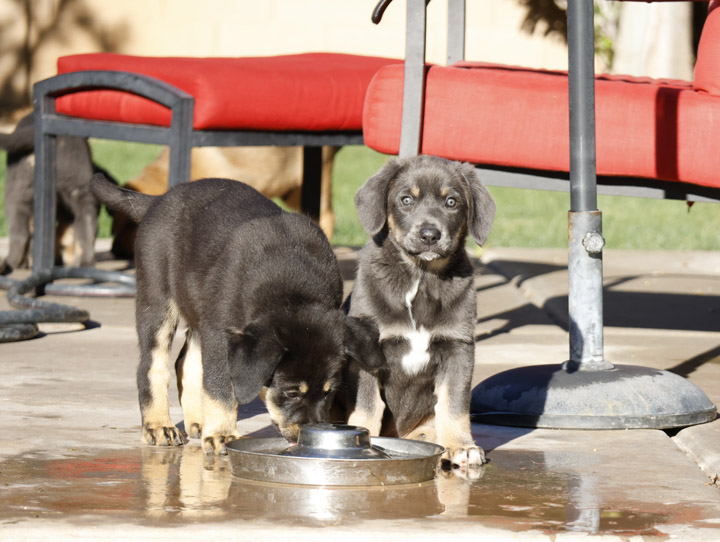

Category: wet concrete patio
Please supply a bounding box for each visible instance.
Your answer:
[1,241,720,540]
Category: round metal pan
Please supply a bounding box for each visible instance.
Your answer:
[226,433,444,487]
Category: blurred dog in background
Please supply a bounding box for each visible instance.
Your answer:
[110,146,337,259]
[0,113,100,273]
[0,112,338,269]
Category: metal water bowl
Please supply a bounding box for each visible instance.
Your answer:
[226,423,444,487]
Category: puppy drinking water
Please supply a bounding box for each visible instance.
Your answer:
[91,173,383,453]
[342,155,495,471]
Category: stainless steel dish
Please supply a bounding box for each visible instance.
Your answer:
[226,423,444,487]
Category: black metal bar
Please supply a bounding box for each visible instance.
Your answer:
[35,70,193,109]
[190,130,363,148]
[301,146,323,221]
[567,0,598,213]
[167,94,194,187]
[399,0,427,158]
[42,115,175,144]
[31,95,57,277]
[475,165,720,203]
[447,0,466,64]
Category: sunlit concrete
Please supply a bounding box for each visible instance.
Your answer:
[1,240,719,540]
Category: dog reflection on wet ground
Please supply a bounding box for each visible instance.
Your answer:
[0,445,678,536]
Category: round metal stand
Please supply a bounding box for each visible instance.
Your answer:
[470,0,717,430]
[471,364,717,430]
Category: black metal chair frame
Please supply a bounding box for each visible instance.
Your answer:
[32,70,363,275]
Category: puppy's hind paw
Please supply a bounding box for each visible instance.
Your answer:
[185,422,202,439]
[142,424,187,447]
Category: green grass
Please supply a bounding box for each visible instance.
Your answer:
[1,142,719,251]
[89,139,164,238]
[329,146,720,252]
[485,185,720,251]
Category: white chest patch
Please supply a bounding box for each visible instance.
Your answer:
[404,279,420,323]
[400,278,431,375]
[401,326,432,375]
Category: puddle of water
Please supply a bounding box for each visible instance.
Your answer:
[0,446,710,535]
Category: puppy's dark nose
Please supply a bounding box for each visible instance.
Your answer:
[419,227,441,245]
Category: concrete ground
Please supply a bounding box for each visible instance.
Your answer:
[1,239,719,540]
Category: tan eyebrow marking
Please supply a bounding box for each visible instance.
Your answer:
[323,381,331,393]
[411,186,420,197]
[441,187,450,197]
[299,382,309,394]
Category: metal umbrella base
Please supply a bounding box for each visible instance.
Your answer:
[471,363,717,430]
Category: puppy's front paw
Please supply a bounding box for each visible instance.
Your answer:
[202,432,240,455]
[142,424,187,446]
[443,445,486,470]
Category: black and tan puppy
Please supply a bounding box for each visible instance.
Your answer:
[342,155,495,471]
[91,173,383,454]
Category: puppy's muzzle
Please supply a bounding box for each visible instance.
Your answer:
[419,226,442,246]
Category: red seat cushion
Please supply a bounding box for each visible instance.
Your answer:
[56,53,399,131]
[363,62,720,189]
[694,2,720,96]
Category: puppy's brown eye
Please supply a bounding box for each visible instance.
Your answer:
[284,390,302,400]
[446,197,457,208]
[401,195,413,206]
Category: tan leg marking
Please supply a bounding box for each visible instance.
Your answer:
[141,301,186,446]
[347,377,385,436]
[178,332,204,439]
[404,417,437,443]
[58,224,77,266]
[201,395,240,455]
[434,382,485,468]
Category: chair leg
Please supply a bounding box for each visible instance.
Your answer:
[167,143,192,188]
[301,146,322,222]
[167,96,194,188]
[32,113,57,277]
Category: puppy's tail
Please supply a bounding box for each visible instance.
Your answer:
[0,124,34,154]
[90,172,156,223]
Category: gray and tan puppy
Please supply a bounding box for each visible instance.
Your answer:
[342,155,495,471]
[91,173,383,454]
[0,113,98,273]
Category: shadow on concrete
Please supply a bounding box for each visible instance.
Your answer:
[472,258,720,431]
[668,344,720,378]
[483,258,720,334]
[542,289,720,333]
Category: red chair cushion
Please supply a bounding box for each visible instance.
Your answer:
[363,62,720,189]
[694,2,720,95]
[56,53,399,131]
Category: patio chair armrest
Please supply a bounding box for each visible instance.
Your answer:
[33,70,194,114]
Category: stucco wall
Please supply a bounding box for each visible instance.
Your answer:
[0,0,568,108]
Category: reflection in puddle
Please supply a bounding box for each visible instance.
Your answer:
[0,446,700,534]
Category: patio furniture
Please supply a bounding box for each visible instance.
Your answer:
[31,52,399,277]
[365,0,717,428]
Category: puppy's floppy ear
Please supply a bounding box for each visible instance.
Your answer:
[459,162,496,246]
[227,323,286,404]
[343,316,385,373]
[355,157,405,236]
